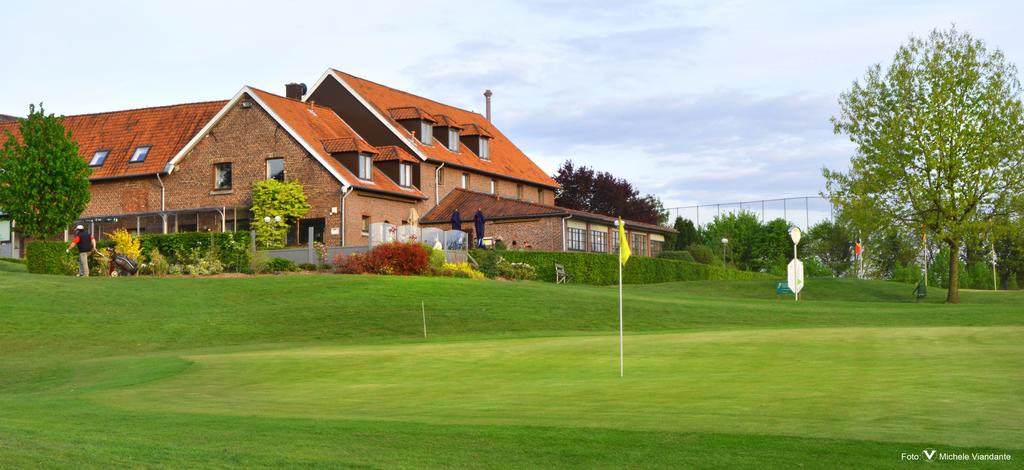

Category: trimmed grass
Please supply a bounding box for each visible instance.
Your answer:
[1,261,1022,468]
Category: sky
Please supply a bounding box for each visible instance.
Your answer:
[3,0,1023,213]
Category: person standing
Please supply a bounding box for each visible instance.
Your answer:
[66,225,96,277]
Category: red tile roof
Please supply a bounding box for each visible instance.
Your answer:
[459,123,493,138]
[0,101,226,180]
[374,145,419,163]
[332,70,559,189]
[421,189,675,233]
[431,114,463,129]
[388,106,436,122]
[321,137,378,154]
[249,88,425,200]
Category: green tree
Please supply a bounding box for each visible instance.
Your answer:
[0,104,90,237]
[251,179,310,249]
[671,216,699,250]
[807,220,853,277]
[825,27,1024,303]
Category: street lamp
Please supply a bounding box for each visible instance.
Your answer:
[262,216,282,248]
[721,238,729,266]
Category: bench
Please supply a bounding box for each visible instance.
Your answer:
[913,280,927,302]
[555,263,570,284]
[776,281,794,299]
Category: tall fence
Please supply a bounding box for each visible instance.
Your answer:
[667,196,835,230]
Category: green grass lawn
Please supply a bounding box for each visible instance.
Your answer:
[1,261,1021,468]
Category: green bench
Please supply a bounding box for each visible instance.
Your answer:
[776,281,794,299]
[913,280,927,302]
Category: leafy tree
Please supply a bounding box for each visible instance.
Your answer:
[671,216,700,250]
[700,212,763,271]
[553,160,666,225]
[806,220,853,277]
[825,27,1024,303]
[0,104,90,237]
[251,179,310,249]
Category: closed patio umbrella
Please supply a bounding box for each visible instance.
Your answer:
[450,209,461,231]
[474,208,485,247]
[409,207,420,227]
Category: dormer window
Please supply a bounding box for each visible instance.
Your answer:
[399,163,413,188]
[358,154,373,180]
[420,121,433,145]
[129,146,150,163]
[447,128,459,152]
[89,150,109,167]
[479,137,490,160]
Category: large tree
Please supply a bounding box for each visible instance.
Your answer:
[0,104,90,237]
[825,27,1024,303]
[553,160,667,225]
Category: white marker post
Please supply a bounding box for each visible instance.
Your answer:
[421,301,427,339]
[787,226,805,301]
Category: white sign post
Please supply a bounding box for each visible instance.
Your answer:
[788,227,804,300]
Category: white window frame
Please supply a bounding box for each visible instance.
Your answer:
[358,154,373,180]
[399,163,413,187]
[448,128,459,152]
[461,173,469,189]
[129,146,151,163]
[266,158,285,181]
[214,162,232,190]
[590,230,607,253]
[567,227,586,252]
[490,179,496,194]
[479,137,489,160]
[420,121,433,145]
[89,150,109,167]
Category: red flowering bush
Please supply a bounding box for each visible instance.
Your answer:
[333,252,367,274]
[333,243,429,275]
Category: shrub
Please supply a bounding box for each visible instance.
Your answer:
[440,262,486,280]
[362,242,429,275]
[499,259,537,281]
[105,228,142,261]
[686,244,716,265]
[179,246,224,276]
[266,257,299,273]
[426,245,446,273]
[473,250,503,278]
[333,252,367,274]
[299,262,318,271]
[26,241,76,275]
[140,231,250,272]
[313,242,328,266]
[148,248,170,276]
[658,250,695,262]
[498,250,773,285]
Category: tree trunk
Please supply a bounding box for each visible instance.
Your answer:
[946,240,961,304]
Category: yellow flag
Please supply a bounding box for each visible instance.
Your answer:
[618,218,631,265]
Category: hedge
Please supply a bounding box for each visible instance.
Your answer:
[27,240,113,276]
[658,250,695,262]
[139,231,251,272]
[494,250,773,285]
[26,241,77,275]
[0,257,26,264]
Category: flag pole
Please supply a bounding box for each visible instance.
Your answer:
[619,244,624,378]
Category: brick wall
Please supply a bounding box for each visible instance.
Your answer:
[166,94,346,245]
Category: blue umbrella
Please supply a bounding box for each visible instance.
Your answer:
[450,209,461,231]
[474,209,486,247]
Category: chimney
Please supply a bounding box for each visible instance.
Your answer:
[286,83,307,100]
[483,89,493,121]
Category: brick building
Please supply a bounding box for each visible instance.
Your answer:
[0,70,673,256]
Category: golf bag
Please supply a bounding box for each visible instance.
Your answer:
[107,248,139,276]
